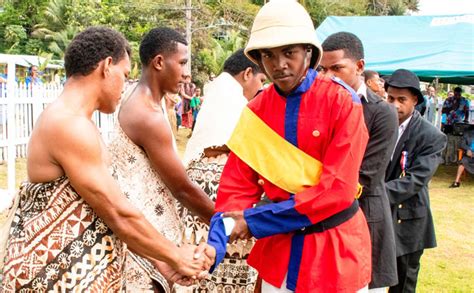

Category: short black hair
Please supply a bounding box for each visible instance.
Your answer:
[223,49,261,76]
[454,86,462,93]
[322,32,364,61]
[64,26,131,78]
[139,27,187,66]
[363,70,379,82]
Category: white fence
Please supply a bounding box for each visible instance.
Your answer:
[0,82,116,193]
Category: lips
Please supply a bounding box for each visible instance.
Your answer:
[274,75,291,81]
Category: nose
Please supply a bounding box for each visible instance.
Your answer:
[272,55,288,70]
[391,100,401,110]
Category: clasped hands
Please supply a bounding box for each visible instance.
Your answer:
[156,210,252,286]
[156,243,216,286]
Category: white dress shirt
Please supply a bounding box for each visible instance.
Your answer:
[391,115,413,160]
[356,83,368,103]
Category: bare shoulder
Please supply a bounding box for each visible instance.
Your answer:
[119,96,172,148]
[28,103,104,182]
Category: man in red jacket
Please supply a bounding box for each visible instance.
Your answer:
[207,1,372,292]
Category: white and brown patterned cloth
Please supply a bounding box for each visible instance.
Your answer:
[1,176,126,292]
[108,122,184,293]
[177,154,258,293]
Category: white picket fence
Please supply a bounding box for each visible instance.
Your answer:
[0,82,116,193]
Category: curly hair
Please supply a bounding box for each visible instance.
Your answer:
[139,27,187,66]
[322,31,364,61]
[64,26,131,78]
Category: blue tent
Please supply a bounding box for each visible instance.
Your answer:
[316,14,474,84]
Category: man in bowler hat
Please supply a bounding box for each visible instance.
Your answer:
[384,69,447,293]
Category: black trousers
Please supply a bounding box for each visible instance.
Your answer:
[389,250,424,293]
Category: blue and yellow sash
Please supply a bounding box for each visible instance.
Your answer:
[227,107,362,197]
[227,107,323,194]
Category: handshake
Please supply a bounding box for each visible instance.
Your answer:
[154,210,252,287]
[154,242,217,286]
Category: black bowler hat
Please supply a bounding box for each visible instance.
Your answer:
[384,69,424,104]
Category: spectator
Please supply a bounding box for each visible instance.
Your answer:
[180,74,196,128]
[442,87,470,164]
[190,87,202,132]
[363,70,386,98]
[25,65,43,89]
[424,86,439,125]
[449,126,474,188]
[442,87,470,128]
[164,92,181,138]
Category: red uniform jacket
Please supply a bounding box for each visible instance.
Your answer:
[208,69,371,292]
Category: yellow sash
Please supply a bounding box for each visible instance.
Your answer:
[227,107,362,197]
[227,107,323,194]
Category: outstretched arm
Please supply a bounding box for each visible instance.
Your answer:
[52,118,209,278]
[122,105,214,224]
[230,92,368,239]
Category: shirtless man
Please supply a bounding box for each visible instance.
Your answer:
[1,26,212,292]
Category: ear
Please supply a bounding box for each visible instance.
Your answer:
[356,59,365,76]
[152,55,164,71]
[243,67,253,81]
[102,56,114,77]
[305,47,312,64]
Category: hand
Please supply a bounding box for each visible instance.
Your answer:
[193,242,216,272]
[155,261,195,286]
[467,149,473,158]
[170,244,207,279]
[223,211,253,243]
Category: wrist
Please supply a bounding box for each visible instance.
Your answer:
[165,247,182,271]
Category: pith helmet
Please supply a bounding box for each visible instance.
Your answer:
[244,0,322,69]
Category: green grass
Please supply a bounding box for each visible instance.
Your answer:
[417,165,474,292]
[1,133,473,291]
[0,158,28,189]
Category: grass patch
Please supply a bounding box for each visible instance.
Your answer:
[1,131,473,291]
[418,165,474,292]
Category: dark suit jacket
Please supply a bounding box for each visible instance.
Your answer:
[359,88,399,288]
[385,110,447,257]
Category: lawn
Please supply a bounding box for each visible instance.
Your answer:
[1,128,473,292]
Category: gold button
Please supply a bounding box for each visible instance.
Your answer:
[312,130,320,137]
[397,219,402,224]
[258,179,265,186]
[398,204,402,209]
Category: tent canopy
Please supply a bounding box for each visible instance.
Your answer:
[316,14,474,84]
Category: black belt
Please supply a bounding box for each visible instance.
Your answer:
[296,200,359,235]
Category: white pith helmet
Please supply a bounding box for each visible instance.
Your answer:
[244,0,323,69]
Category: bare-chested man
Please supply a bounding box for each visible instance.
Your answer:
[107,27,215,292]
[1,27,212,292]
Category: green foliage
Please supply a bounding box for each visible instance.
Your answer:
[4,25,27,53]
[0,0,419,79]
